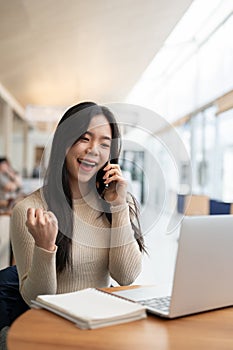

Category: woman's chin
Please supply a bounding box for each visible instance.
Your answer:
[77,173,96,185]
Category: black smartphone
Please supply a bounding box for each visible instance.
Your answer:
[96,161,109,194]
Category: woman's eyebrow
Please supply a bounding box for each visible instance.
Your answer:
[85,131,112,141]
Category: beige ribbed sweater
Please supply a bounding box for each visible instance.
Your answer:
[10,189,142,305]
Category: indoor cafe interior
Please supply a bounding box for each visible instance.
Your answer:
[0,1,233,349]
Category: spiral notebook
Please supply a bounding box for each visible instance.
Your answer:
[31,288,147,329]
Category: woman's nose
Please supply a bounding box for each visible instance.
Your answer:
[86,143,99,155]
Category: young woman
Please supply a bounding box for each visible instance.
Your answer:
[10,102,146,309]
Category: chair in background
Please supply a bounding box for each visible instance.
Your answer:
[177,195,233,216]
[177,194,185,214]
[183,195,210,216]
[230,204,233,214]
[209,199,231,215]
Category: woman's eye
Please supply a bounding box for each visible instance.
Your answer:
[80,136,89,142]
[101,143,110,148]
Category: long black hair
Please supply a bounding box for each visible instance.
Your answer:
[43,102,146,273]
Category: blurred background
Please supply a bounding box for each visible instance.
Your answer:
[0,0,233,283]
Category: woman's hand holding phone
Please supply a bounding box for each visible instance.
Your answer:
[102,162,127,206]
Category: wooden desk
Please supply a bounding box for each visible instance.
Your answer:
[8,287,233,350]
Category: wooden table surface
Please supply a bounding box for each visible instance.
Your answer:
[8,286,233,350]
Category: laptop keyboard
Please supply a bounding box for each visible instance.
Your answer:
[139,296,171,313]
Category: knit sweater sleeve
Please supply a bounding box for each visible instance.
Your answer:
[108,203,142,285]
[10,192,57,305]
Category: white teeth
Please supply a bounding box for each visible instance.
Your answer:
[80,159,96,166]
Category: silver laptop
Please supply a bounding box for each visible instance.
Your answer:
[113,215,233,318]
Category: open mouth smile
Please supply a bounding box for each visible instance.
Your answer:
[78,158,98,171]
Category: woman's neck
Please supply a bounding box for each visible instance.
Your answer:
[69,180,90,199]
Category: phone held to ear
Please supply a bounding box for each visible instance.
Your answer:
[104,161,110,188]
[97,161,110,192]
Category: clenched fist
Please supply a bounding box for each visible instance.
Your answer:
[26,208,58,251]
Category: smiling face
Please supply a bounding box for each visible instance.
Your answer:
[66,114,112,193]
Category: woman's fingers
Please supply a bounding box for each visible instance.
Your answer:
[104,174,125,185]
[27,208,46,226]
[25,208,58,251]
[102,163,128,206]
[102,163,126,186]
[27,207,35,220]
[103,163,121,172]
[27,208,58,226]
[45,211,58,226]
[36,208,45,224]
[103,164,122,183]
[26,208,36,226]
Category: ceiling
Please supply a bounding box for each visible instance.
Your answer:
[0,0,193,109]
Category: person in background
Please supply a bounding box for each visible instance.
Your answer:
[0,157,22,209]
[0,102,146,343]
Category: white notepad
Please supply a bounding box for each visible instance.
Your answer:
[31,288,147,329]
